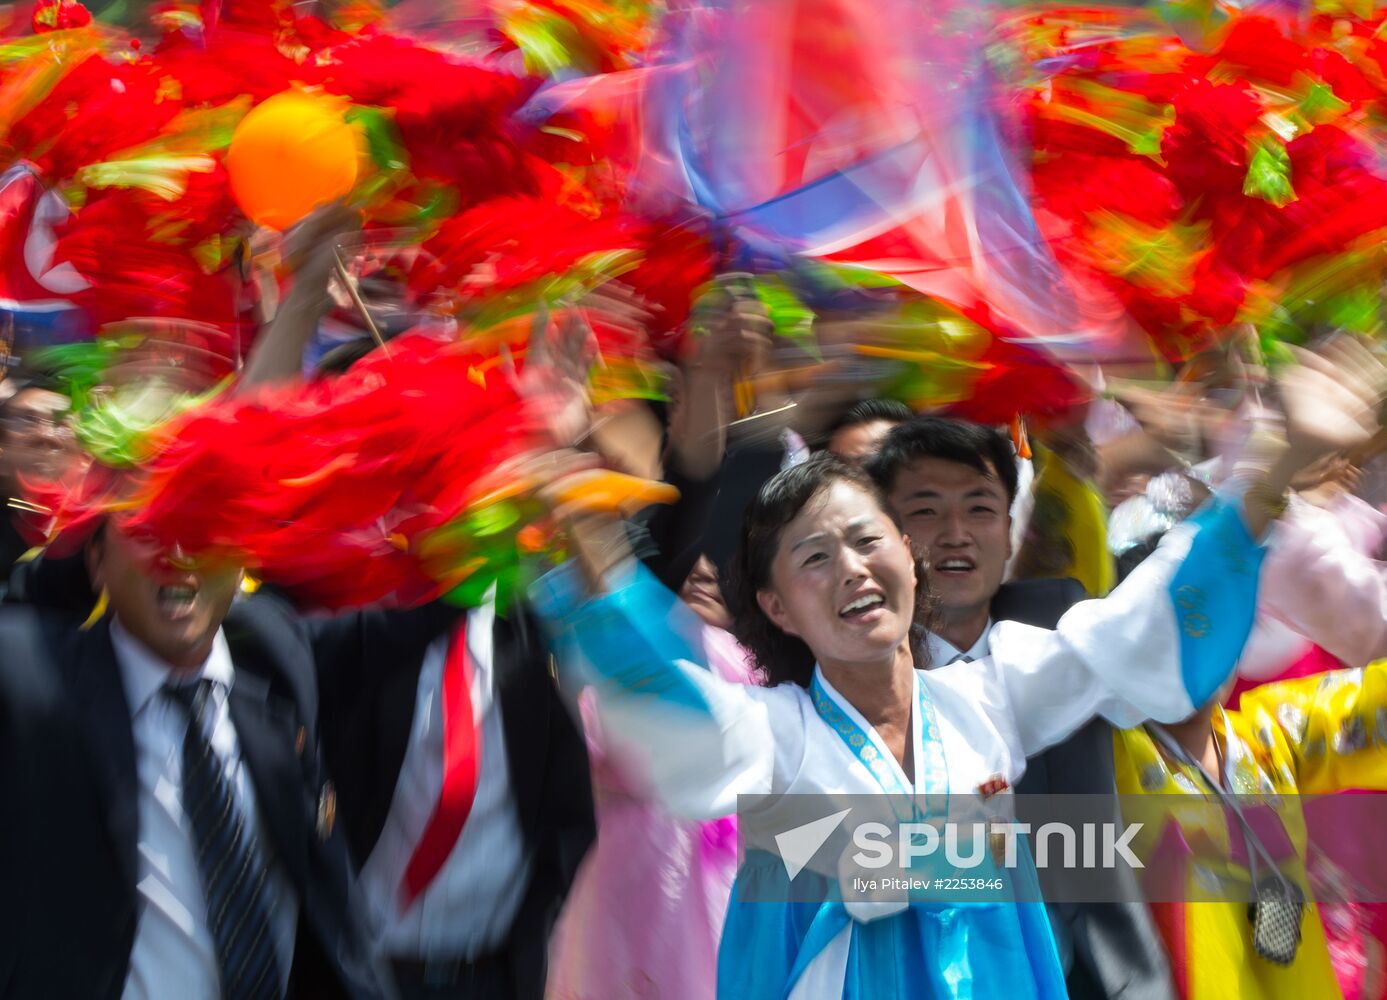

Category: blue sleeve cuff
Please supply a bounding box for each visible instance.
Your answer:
[529,559,593,628]
[1170,491,1267,707]
[530,559,714,713]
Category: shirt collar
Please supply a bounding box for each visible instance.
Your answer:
[110,616,234,718]
[925,619,992,668]
[470,583,497,639]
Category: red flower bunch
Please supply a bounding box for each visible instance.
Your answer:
[117,332,540,609]
[1022,6,1387,357]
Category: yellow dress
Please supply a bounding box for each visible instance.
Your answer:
[1114,661,1387,999]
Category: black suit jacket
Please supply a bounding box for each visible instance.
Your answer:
[990,577,1089,631]
[308,599,596,1000]
[992,579,1176,1000]
[0,598,391,1000]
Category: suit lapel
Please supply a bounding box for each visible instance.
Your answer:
[492,610,548,831]
[226,671,311,891]
[377,660,422,818]
[74,623,140,894]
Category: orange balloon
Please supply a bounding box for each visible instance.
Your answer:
[227,91,360,231]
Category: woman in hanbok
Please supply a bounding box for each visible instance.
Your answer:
[1114,659,1387,1000]
[530,440,1298,999]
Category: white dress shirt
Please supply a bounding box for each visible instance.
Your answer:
[925,619,993,668]
[113,619,298,1000]
[359,597,533,959]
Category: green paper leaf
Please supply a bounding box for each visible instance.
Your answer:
[445,570,499,609]
[1300,82,1349,126]
[1243,137,1296,207]
[750,276,819,357]
[462,500,524,538]
[1045,95,1175,160]
[504,11,587,77]
[461,249,642,331]
[1127,128,1166,158]
[76,155,218,201]
[344,105,409,172]
[1325,284,1380,333]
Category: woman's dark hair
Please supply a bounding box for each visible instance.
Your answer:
[727,452,930,687]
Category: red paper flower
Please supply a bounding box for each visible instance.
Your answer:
[945,339,1089,425]
[1033,154,1182,228]
[1161,80,1264,201]
[153,27,300,107]
[7,55,181,183]
[310,32,540,201]
[31,0,92,32]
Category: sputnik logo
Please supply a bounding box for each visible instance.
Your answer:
[774,808,852,880]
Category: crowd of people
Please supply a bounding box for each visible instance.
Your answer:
[3,0,1387,996]
[0,238,1385,1000]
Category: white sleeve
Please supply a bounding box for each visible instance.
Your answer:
[986,491,1266,756]
[531,560,806,819]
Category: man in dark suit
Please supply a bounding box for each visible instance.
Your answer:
[0,523,391,999]
[308,594,594,1000]
[867,417,1176,1000]
[5,529,594,1000]
[279,278,593,1000]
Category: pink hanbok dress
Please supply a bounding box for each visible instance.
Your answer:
[547,624,758,1000]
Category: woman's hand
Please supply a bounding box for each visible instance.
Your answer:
[531,450,631,594]
[239,202,361,389]
[1278,337,1384,471]
[518,305,598,449]
[685,274,774,379]
[1244,336,1384,535]
[517,449,679,593]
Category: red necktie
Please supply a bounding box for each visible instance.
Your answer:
[399,620,482,909]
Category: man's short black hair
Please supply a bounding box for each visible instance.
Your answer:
[828,398,914,438]
[864,416,1019,503]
